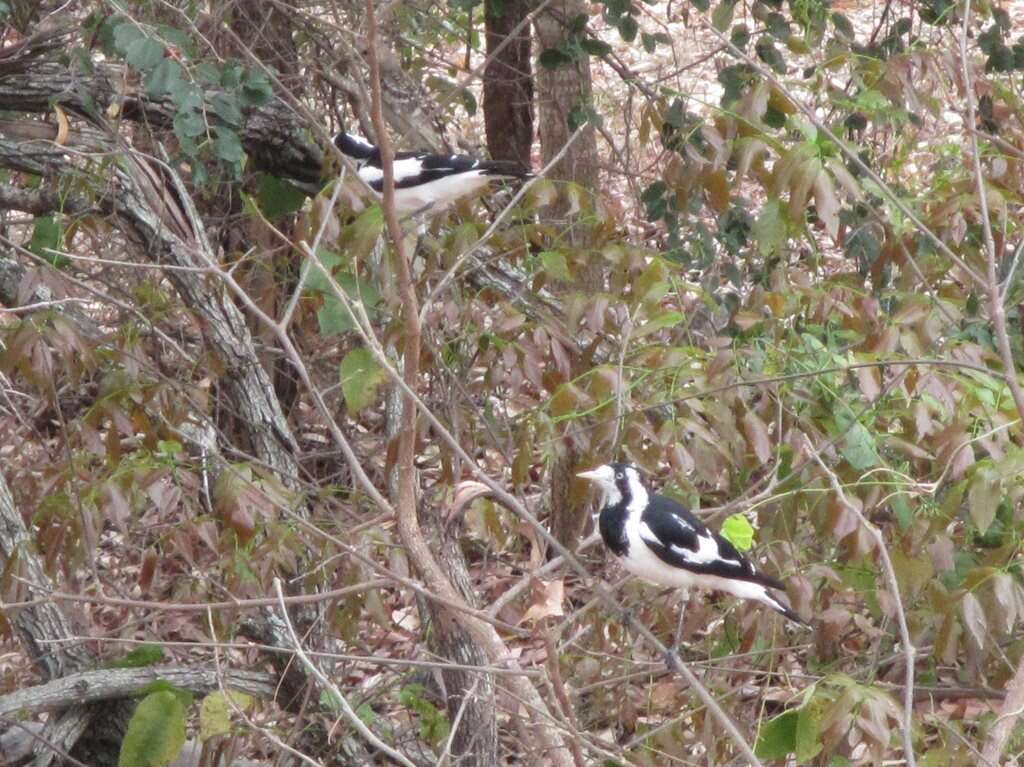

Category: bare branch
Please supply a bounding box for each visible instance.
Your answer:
[807,438,916,767]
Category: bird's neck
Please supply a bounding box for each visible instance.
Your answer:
[624,483,648,518]
[598,503,629,555]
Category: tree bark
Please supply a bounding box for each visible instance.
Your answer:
[534,0,601,224]
[0,462,133,766]
[484,0,534,165]
[533,0,604,549]
[422,500,498,765]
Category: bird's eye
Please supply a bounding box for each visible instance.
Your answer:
[615,472,624,480]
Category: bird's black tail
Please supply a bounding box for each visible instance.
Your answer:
[760,588,810,627]
[478,160,534,180]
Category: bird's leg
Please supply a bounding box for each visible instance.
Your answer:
[672,588,690,650]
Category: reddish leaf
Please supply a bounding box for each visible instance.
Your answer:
[961,592,987,650]
[741,410,772,463]
[521,578,565,624]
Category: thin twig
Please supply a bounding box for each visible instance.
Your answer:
[694,14,985,288]
[271,578,417,767]
[959,0,1024,424]
[981,656,1024,765]
[806,438,916,767]
[419,123,589,324]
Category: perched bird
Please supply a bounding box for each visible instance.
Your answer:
[333,131,533,216]
[578,462,805,625]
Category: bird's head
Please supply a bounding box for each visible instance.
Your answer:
[577,462,645,508]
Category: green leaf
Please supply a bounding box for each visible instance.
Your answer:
[338,205,385,262]
[618,15,638,42]
[539,47,574,70]
[125,38,164,71]
[213,129,245,164]
[112,22,144,55]
[721,514,755,551]
[730,23,751,49]
[832,12,854,38]
[199,691,252,742]
[753,199,787,257]
[240,72,273,107]
[28,214,67,267]
[568,103,602,130]
[539,250,571,281]
[315,270,381,336]
[755,709,798,759]
[339,347,386,414]
[119,690,186,767]
[841,422,879,470]
[399,684,450,746]
[105,644,165,669]
[712,1,736,32]
[136,680,192,708]
[255,175,307,219]
[173,108,205,145]
[755,36,787,73]
[211,92,243,126]
[891,493,912,529]
[968,464,1001,535]
[144,58,183,97]
[765,11,791,40]
[580,37,612,57]
[635,310,684,337]
[795,699,824,761]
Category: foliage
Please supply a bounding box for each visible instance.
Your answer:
[119,689,187,767]
[0,0,1023,765]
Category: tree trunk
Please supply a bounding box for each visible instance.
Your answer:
[484,0,534,165]
[423,502,499,765]
[534,0,604,549]
[534,0,601,227]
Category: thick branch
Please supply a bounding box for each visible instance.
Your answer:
[0,666,277,718]
[981,655,1024,766]
[0,60,322,184]
[0,130,300,483]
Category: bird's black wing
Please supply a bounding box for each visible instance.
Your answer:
[391,153,531,187]
[639,494,707,550]
[388,153,471,189]
[639,494,783,588]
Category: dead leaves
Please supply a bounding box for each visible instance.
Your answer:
[521,578,565,625]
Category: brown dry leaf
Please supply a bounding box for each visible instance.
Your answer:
[827,493,860,540]
[521,578,565,624]
[855,365,881,401]
[813,167,840,238]
[54,104,69,145]
[741,410,772,463]
[960,592,987,650]
[990,572,1017,633]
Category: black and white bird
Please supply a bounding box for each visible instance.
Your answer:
[578,462,805,625]
[333,131,533,216]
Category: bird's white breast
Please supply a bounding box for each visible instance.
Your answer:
[622,516,701,589]
[356,166,493,214]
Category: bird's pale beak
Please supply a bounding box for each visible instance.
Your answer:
[576,469,603,482]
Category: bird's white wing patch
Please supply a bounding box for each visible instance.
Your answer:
[392,157,431,184]
[358,166,383,185]
[671,532,740,565]
[638,522,661,548]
